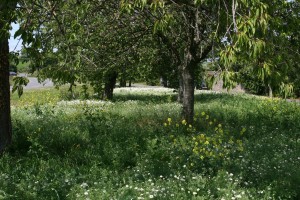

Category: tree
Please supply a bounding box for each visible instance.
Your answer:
[0,0,67,152]
[0,0,18,153]
[23,0,155,100]
[121,0,271,123]
[230,0,300,98]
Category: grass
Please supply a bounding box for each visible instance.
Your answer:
[16,61,31,73]
[1,86,300,199]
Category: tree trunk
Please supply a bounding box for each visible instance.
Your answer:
[120,78,126,87]
[180,51,195,124]
[177,72,184,103]
[0,23,12,152]
[129,79,132,87]
[103,71,118,100]
[160,76,168,87]
[268,83,273,98]
[120,66,126,87]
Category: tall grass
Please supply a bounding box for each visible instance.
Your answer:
[1,87,299,199]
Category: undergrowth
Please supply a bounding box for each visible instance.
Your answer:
[1,88,299,199]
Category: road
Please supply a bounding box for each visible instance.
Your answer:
[9,75,300,104]
[10,74,53,90]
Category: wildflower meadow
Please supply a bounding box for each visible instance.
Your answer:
[1,86,299,199]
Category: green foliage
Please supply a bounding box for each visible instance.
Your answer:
[3,0,300,196]
[11,76,29,97]
[219,0,300,98]
[4,88,300,199]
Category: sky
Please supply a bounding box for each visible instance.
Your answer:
[9,23,22,52]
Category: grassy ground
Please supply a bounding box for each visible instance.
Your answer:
[2,87,300,199]
[16,61,31,73]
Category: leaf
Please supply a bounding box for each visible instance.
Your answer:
[14,28,23,39]
[12,77,29,98]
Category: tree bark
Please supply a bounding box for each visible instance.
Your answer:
[0,22,12,152]
[120,66,126,87]
[180,50,195,124]
[103,71,118,100]
[268,83,273,98]
[177,71,184,103]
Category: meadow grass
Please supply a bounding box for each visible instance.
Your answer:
[1,87,299,199]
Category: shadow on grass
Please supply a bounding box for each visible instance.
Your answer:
[113,93,178,103]
[113,90,240,104]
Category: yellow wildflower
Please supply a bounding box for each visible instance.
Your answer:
[182,119,187,125]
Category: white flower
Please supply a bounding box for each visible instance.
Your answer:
[81,183,88,188]
[149,194,154,199]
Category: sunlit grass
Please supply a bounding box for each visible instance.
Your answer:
[11,87,62,107]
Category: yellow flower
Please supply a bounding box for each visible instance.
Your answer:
[163,123,167,127]
[201,111,206,116]
[182,119,187,125]
[218,124,222,128]
[204,140,210,145]
[167,118,172,123]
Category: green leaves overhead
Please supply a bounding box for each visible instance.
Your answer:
[9,0,300,99]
